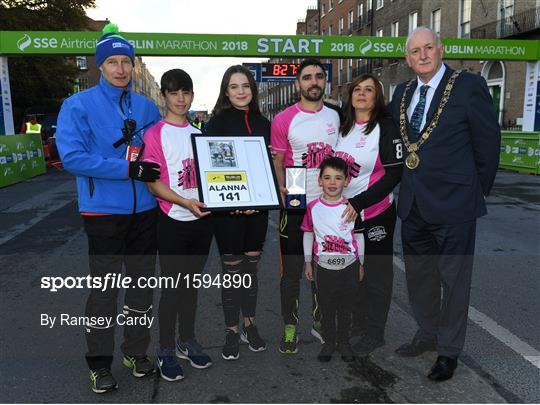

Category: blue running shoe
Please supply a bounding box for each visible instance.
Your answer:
[156,348,184,382]
[176,338,212,369]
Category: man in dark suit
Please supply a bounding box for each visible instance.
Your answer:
[388,27,500,382]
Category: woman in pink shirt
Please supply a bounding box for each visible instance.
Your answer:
[335,74,403,356]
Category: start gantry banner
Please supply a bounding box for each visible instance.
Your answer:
[1,31,539,61]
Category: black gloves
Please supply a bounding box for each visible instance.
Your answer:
[128,161,160,182]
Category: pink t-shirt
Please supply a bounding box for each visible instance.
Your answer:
[301,197,363,270]
[271,103,340,203]
[335,122,402,220]
[143,120,201,221]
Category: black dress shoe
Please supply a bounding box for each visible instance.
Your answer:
[317,342,335,362]
[395,338,436,357]
[336,341,355,362]
[428,356,457,382]
[353,335,385,356]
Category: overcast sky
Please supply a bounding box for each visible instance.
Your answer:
[87,0,318,111]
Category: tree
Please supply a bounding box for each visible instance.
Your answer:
[0,0,96,130]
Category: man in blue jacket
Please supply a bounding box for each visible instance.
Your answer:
[57,24,161,394]
[388,27,500,382]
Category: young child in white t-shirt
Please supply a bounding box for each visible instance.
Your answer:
[301,157,364,363]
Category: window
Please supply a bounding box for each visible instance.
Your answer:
[348,10,354,31]
[408,11,418,34]
[367,0,372,11]
[358,3,363,18]
[431,9,441,35]
[500,0,514,18]
[498,0,515,36]
[339,17,344,34]
[376,27,383,37]
[321,1,326,16]
[329,0,334,11]
[376,0,383,10]
[329,24,333,36]
[76,56,87,70]
[459,0,471,38]
[338,59,343,85]
[347,59,353,82]
[74,77,89,93]
[391,21,399,37]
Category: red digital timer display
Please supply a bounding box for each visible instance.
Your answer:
[263,63,299,77]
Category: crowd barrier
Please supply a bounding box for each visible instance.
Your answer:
[0,133,46,188]
[499,131,540,175]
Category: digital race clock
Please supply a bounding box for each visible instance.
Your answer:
[262,63,299,79]
[243,62,332,83]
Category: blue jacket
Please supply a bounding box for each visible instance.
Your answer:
[57,76,161,214]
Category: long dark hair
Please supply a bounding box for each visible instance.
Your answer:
[211,65,261,117]
[340,74,387,136]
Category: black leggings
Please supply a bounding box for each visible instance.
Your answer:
[353,203,397,340]
[214,211,268,327]
[279,209,320,325]
[157,211,213,348]
[317,261,359,344]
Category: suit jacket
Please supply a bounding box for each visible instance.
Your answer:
[389,65,501,224]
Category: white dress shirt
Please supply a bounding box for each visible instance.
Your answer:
[407,64,446,132]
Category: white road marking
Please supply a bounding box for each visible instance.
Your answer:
[0,181,76,246]
[393,256,540,369]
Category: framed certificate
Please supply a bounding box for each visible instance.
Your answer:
[191,134,282,211]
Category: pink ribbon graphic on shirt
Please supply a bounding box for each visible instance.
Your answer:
[177,158,197,190]
[334,151,361,185]
[301,142,334,168]
[321,235,351,254]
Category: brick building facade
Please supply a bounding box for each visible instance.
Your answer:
[260,0,539,127]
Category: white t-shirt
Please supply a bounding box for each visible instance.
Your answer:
[143,120,201,221]
[335,121,402,220]
[301,197,363,270]
[271,103,340,203]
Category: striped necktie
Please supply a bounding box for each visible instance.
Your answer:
[410,85,429,142]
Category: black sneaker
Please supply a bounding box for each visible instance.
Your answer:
[337,341,355,362]
[222,329,240,360]
[310,321,325,344]
[278,324,298,354]
[241,324,267,352]
[317,342,336,362]
[90,368,118,394]
[353,335,385,356]
[122,355,155,377]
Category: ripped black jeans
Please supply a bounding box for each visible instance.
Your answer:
[213,211,268,327]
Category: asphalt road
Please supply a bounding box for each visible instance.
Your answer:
[0,168,538,403]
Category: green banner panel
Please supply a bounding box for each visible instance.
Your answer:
[0,134,46,188]
[1,31,538,61]
[499,131,540,174]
